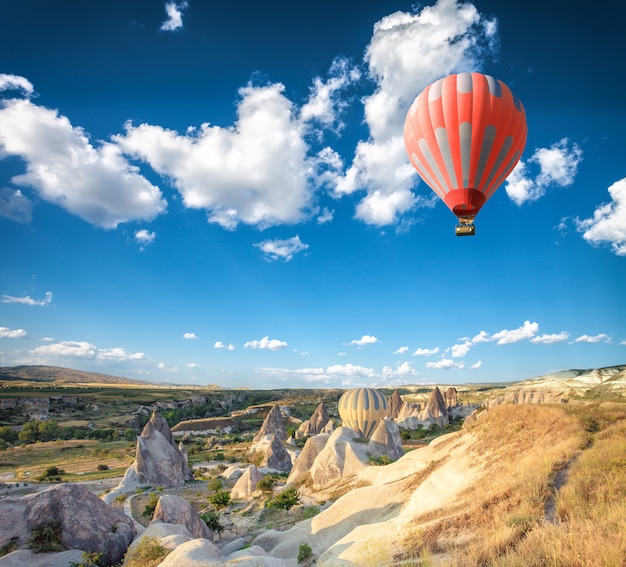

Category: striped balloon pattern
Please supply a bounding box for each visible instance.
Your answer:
[338,387,388,438]
[404,72,527,220]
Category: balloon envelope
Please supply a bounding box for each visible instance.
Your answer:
[404,72,527,223]
[338,387,388,438]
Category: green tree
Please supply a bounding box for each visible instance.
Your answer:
[207,477,223,492]
[200,511,224,537]
[266,486,300,514]
[124,428,137,441]
[256,476,275,493]
[0,426,18,444]
[18,421,40,444]
[208,490,231,510]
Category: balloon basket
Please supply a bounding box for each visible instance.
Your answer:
[455,224,476,237]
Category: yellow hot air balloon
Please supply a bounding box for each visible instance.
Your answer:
[338,387,388,438]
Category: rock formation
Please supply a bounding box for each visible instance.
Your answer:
[295,402,330,439]
[287,432,332,486]
[151,494,211,540]
[444,387,458,409]
[395,387,450,429]
[260,434,293,473]
[252,405,287,445]
[388,390,403,419]
[231,465,264,500]
[103,410,192,503]
[368,417,404,461]
[1,483,136,566]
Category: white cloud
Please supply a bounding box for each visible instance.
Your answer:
[394,346,409,354]
[450,340,473,358]
[348,335,379,347]
[214,341,235,351]
[382,361,418,380]
[576,178,626,256]
[186,362,199,368]
[335,0,498,226]
[244,336,288,350]
[470,360,482,369]
[255,235,308,262]
[505,139,583,206]
[0,74,34,96]
[29,340,143,361]
[115,84,315,230]
[316,207,334,224]
[135,229,156,248]
[531,332,570,344]
[425,358,459,369]
[471,331,490,344]
[2,291,52,306]
[326,363,377,378]
[0,326,27,339]
[0,188,32,223]
[412,347,439,357]
[160,1,188,31]
[573,334,611,344]
[491,320,539,345]
[0,99,166,228]
[183,332,198,340]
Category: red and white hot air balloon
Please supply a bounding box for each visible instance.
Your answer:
[404,72,527,236]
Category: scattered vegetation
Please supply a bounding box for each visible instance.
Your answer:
[69,551,103,567]
[122,537,169,567]
[297,542,313,564]
[28,521,65,553]
[0,538,18,558]
[200,510,224,536]
[141,492,159,518]
[265,486,300,514]
[208,489,231,510]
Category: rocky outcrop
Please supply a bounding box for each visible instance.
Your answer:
[260,434,293,473]
[486,389,569,408]
[156,539,223,567]
[396,387,450,429]
[252,405,287,445]
[389,391,403,420]
[231,466,264,500]
[295,403,330,439]
[103,411,192,503]
[151,494,211,540]
[368,417,404,461]
[287,432,331,486]
[22,483,135,566]
[444,387,458,409]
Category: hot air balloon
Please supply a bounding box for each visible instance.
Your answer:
[338,387,388,438]
[404,72,527,236]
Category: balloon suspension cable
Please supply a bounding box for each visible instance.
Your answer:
[455,216,476,237]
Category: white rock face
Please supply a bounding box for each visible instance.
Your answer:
[231,465,264,500]
[156,538,223,567]
[151,494,212,540]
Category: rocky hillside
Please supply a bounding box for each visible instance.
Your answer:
[0,365,151,386]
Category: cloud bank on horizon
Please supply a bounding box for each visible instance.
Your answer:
[0,0,624,387]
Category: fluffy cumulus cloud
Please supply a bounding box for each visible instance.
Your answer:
[394,346,409,354]
[348,335,379,347]
[160,1,188,31]
[505,138,583,206]
[135,229,156,248]
[334,0,498,225]
[531,332,570,344]
[0,96,166,229]
[214,341,235,351]
[114,78,351,231]
[426,358,462,369]
[0,326,27,339]
[183,332,198,340]
[29,340,144,361]
[576,178,626,256]
[0,188,32,223]
[412,347,439,356]
[254,236,308,262]
[0,73,33,96]
[2,291,52,306]
[573,334,611,344]
[244,336,288,350]
[491,320,539,345]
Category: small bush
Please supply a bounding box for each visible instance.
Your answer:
[28,521,65,553]
[297,542,313,563]
[141,492,159,518]
[209,489,231,510]
[200,510,224,536]
[96,464,109,471]
[123,537,169,567]
[0,538,18,557]
[69,551,103,567]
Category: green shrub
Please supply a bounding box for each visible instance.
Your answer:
[297,542,313,563]
[200,510,224,535]
[96,464,109,471]
[209,489,231,510]
[266,486,300,513]
[141,492,159,518]
[28,521,65,553]
[0,538,18,557]
[123,537,169,567]
[69,551,103,567]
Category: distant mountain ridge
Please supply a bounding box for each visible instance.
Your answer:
[0,365,152,386]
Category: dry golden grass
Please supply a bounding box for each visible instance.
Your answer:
[393,402,626,567]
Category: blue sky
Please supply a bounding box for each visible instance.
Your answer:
[1,0,624,388]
